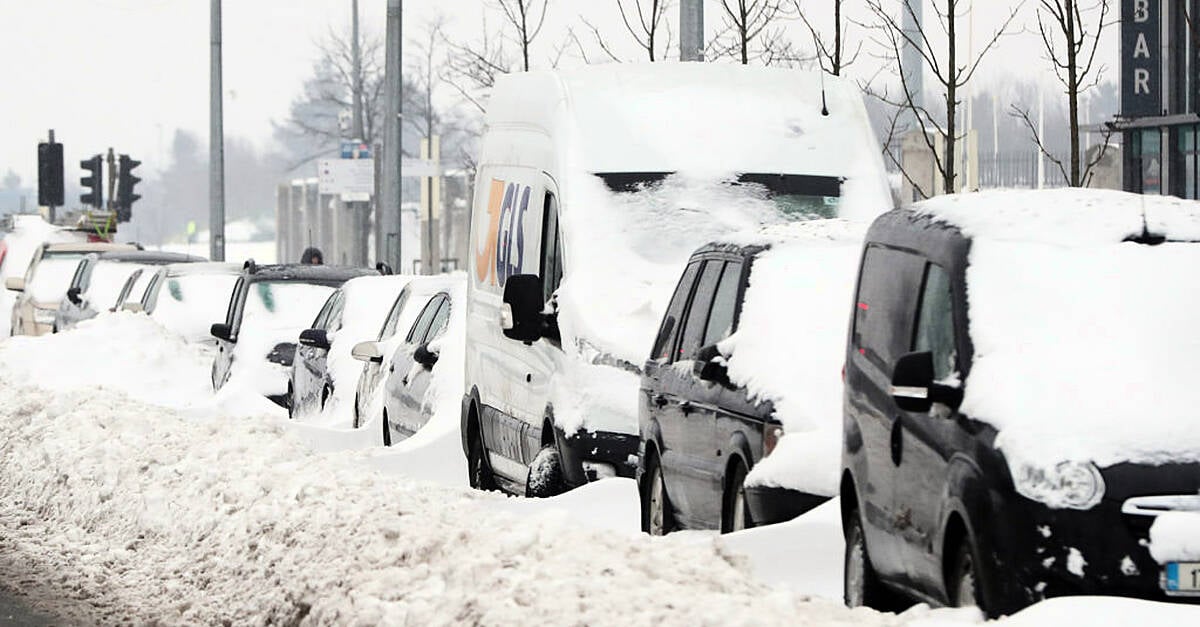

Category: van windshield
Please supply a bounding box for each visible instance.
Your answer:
[594,172,841,219]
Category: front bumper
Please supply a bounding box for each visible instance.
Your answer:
[557,426,639,487]
[744,485,830,526]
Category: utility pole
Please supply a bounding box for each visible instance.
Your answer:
[380,0,403,271]
[680,0,704,61]
[210,0,226,261]
[105,148,117,212]
[348,0,370,266]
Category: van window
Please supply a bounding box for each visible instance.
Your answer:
[703,261,742,347]
[677,261,724,361]
[652,261,701,361]
[914,263,957,381]
[852,246,924,371]
[540,193,563,304]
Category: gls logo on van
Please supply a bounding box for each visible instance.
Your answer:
[475,179,532,288]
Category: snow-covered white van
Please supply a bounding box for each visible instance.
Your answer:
[462,64,891,497]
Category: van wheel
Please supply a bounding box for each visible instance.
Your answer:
[721,461,752,534]
[641,454,675,535]
[468,429,497,491]
[845,507,888,610]
[381,410,392,447]
[526,444,566,498]
[950,537,985,612]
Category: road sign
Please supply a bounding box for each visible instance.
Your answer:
[340,141,372,159]
[318,159,375,198]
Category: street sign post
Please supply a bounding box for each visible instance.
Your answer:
[318,159,375,201]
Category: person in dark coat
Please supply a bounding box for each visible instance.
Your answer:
[300,247,323,265]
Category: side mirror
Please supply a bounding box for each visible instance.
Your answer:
[298,328,331,350]
[694,343,730,384]
[890,351,962,413]
[414,342,439,369]
[501,274,543,344]
[121,302,144,314]
[66,286,82,306]
[210,322,234,342]
[4,277,24,292]
[352,341,383,363]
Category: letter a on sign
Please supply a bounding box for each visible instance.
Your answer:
[1134,33,1150,59]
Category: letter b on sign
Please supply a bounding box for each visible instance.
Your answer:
[1133,0,1149,22]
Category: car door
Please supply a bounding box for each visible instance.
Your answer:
[212,277,246,389]
[391,293,451,438]
[383,295,442,441]
[295,292,341,412]
[893,261,965,598]
[357,288,410,420]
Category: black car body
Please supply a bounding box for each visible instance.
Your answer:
[210,262,379,407]
[638,241,830,535]
[841,201,1200,617]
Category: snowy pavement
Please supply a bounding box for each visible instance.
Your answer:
[0,314,1195,625]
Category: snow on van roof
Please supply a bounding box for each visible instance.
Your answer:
[910,188,1200,244]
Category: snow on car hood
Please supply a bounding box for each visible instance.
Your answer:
[914,189,1200,471]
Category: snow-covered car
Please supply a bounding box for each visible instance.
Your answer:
[462,63,892,498]
[289,275,412,421]
[54,251,203,332]
[353,276,465,446]
[125,261,242,343]
[7,241,138,336]
[638,220,862,536]
[209,262,382,407]
[841,189,1200,617]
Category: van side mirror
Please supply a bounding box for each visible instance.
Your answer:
[298,328,331,350]
[414,342,439,368]
[501,274,543,344]
[352,341,383,363]
[890,351,962,413]
[210,322,235,343]
[694,343,730,385]
[4,277,24,292]
[66,286,82,306]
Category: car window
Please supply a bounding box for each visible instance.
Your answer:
[311,294,335,329]
[852,245,925,371]
[422,296,451,344]
[703,261,742,347]
[913,263,957,381]
[406,296,442,343]
[328,291,346,332]
[141,272,163,311]
[677,260,724,362]
[69,259,90,289]
[652,261,702,361]
[540,193,563,303]
[226,278,246,328]
[379,289,410,340]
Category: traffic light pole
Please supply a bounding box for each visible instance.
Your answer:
[209,0,226,261]
[105,148,116,212]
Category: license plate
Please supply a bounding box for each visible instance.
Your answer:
[1164,562,1200,595]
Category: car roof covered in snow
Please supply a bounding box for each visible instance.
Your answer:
[241,263,380,286]
[697,219,868,259]
[161,261,242,277]
[909,189,1200,245]
[94,250,206,265]
[44,241,138,254]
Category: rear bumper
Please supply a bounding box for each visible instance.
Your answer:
[557,426,639,487]
[744,486,831,526]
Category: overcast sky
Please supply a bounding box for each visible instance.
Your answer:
[0,0,1117,186]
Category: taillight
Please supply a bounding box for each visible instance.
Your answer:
[763,423,784,458]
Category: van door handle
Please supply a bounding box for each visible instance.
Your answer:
[651,393,668,408]
[678,400,693,413]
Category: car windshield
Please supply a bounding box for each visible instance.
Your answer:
[28,258,84,303]
[240,281,336,334]
[86,263,147,310]
[595,171,841,219]
[150,273,240,340]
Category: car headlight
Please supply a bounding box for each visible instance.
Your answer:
[34,308,57,325]
[1013,460,1105,510]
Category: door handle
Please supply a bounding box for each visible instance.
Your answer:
[389,364,395,373]
[678,400,693,413]
[652,393,668,408]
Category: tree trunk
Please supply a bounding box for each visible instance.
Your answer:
[1066,0,1082,186]
[833,0,842,75]
[943,0,957,195]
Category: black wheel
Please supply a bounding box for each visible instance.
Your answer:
[525,443,566,498]
[468,427,497,491]
[949,536,985,612]
[641,453,675,535]
[844,507,889,610]
[320,385,332,410]
[286,384,295,419]
[721,461,752,534]
[381,410,392,447]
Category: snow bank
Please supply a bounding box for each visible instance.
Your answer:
[718,497,846,600]
[726,221,865,496]
[1149,512,1200,563]
[911,190,1200,473]
[994,596,1200,626]
[0,375,913,626]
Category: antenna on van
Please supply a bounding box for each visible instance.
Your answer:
[819,69,830,117]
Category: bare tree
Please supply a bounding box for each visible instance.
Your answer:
[865,0,1021,196]
[795,0,860,76]
[616,0,674,61]
[495,0,551,71]
[442,15,515,114]
[712,0,792,65]
[1011,0,1111,187]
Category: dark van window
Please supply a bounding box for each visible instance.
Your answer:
[652,261,701,361]
[914,263,957,381]
[703,261,742,347]
[540,193,563,304]
[677,261,724,361]
[852,246,924,370]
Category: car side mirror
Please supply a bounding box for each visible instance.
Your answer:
[210,322,235,343]
[414,342,439,369]
[694,343,730,385]
[501,274,543,344]
[352,341,384,363]
[4,277,24,292]
[66,286,82,306]
[121,302,144,314]
[891,351,962,413]
[298,328,331,350]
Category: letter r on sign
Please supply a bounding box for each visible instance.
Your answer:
[1135,68,1151,95]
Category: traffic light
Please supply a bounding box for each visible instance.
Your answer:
[80,154,102,208]
[37,141,64,207]
[116,154,141,222]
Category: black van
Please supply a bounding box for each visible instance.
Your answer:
[841,202,1200,617]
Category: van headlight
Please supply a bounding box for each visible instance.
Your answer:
[1013,460,1105,510]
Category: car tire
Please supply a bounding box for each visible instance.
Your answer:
[352,393,361,429]
[525,443,566,498]
[320,385,331,410]
[641,453,676,536]
[949,536,986,613]
[721,461,753,534]
[381,410,392,447]
[468,428,497,491]
[844,507,889,610]
[286,384,295,419]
